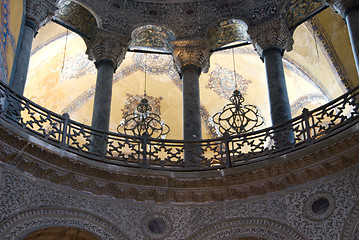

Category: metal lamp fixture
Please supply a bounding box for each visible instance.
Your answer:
[117,54,170,138]
[212,48,264,135]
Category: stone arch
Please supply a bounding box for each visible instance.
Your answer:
[129,24,176,53]
[54,0,98,40]
[341,201,359,239]
[206,18,250,51]
[186,217,307,240]
[281,0,326,31]
[0,208,129,240]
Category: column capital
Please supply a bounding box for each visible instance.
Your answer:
[248,18,294,58]
[326,0,359,17]
[86,29,129,69]
[172,39,211,73]
[26,0,58,32]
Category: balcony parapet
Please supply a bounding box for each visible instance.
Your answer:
[0,81,359,171]
[0,80,359,202]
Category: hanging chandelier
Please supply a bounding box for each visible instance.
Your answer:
[213,89,264,135]
[117,54,170,138]
[212,48,264,135]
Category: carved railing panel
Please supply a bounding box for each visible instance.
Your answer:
[0,81,358,171]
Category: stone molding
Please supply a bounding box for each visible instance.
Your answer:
[341,201,359,239]
[326,0,359,17]
[248,17,294,57]
[85,28,129,69]
[0,208,128,239]
[186,218,307,240]
[26,0,58,32]
[0,118,358,203]
[172,39,211,73]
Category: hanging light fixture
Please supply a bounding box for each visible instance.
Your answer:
[212,48,264,135]
[61,29,69,73]
[117,54,170,138]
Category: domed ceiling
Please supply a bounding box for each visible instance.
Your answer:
[23,6,358,140]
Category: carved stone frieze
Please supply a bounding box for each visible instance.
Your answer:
[85,28,129,68]
[326,0,359,17]
[0,164,359,239]
[26,0,58,31]
[248,17,294,57]
[172,39,211,73]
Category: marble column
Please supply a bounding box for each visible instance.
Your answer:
[10,0,57,94]
[92,59,116,132]
[346,7,359,75]
[11,20,36,95]
[86,31,127,154]
[249,18,295,146]
[328,0,359,76]
[263,47,292,127]
[181,65,202,142]
[173,40,211,164]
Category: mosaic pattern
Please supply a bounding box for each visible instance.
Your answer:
[134,53,173,74]
[282,0,325,29]
[307,18,350,91]
[54,0,97,39]
[0,0,15,83]
[208,19,250,50]
[207,65,251,99]
[129,25,175,52]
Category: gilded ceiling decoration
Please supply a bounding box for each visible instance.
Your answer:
[54,0,97,39]
[282,0,326,29]
[208,19,250,50]
[129,25,175,52]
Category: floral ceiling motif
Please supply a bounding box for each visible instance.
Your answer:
[207,65,252,99]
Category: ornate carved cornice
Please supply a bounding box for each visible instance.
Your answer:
[26,0,58,32]
[326,0,359,17]
[248,18,294,57]
[85,28,129,69]
[172,39,211,73]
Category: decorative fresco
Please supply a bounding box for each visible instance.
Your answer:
[208,19,250,50]
[60,50,96,82]
[282,0,325,29]
[0,0,23,83]
[129,25,175,52]
[54,0,97,39]
[207,65,251,99]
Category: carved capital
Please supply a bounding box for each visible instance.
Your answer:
[248,18,294,57]
[326,0,359,17]
[26,0,58,31]
[172,40,211,73]
[86,29,129,69]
